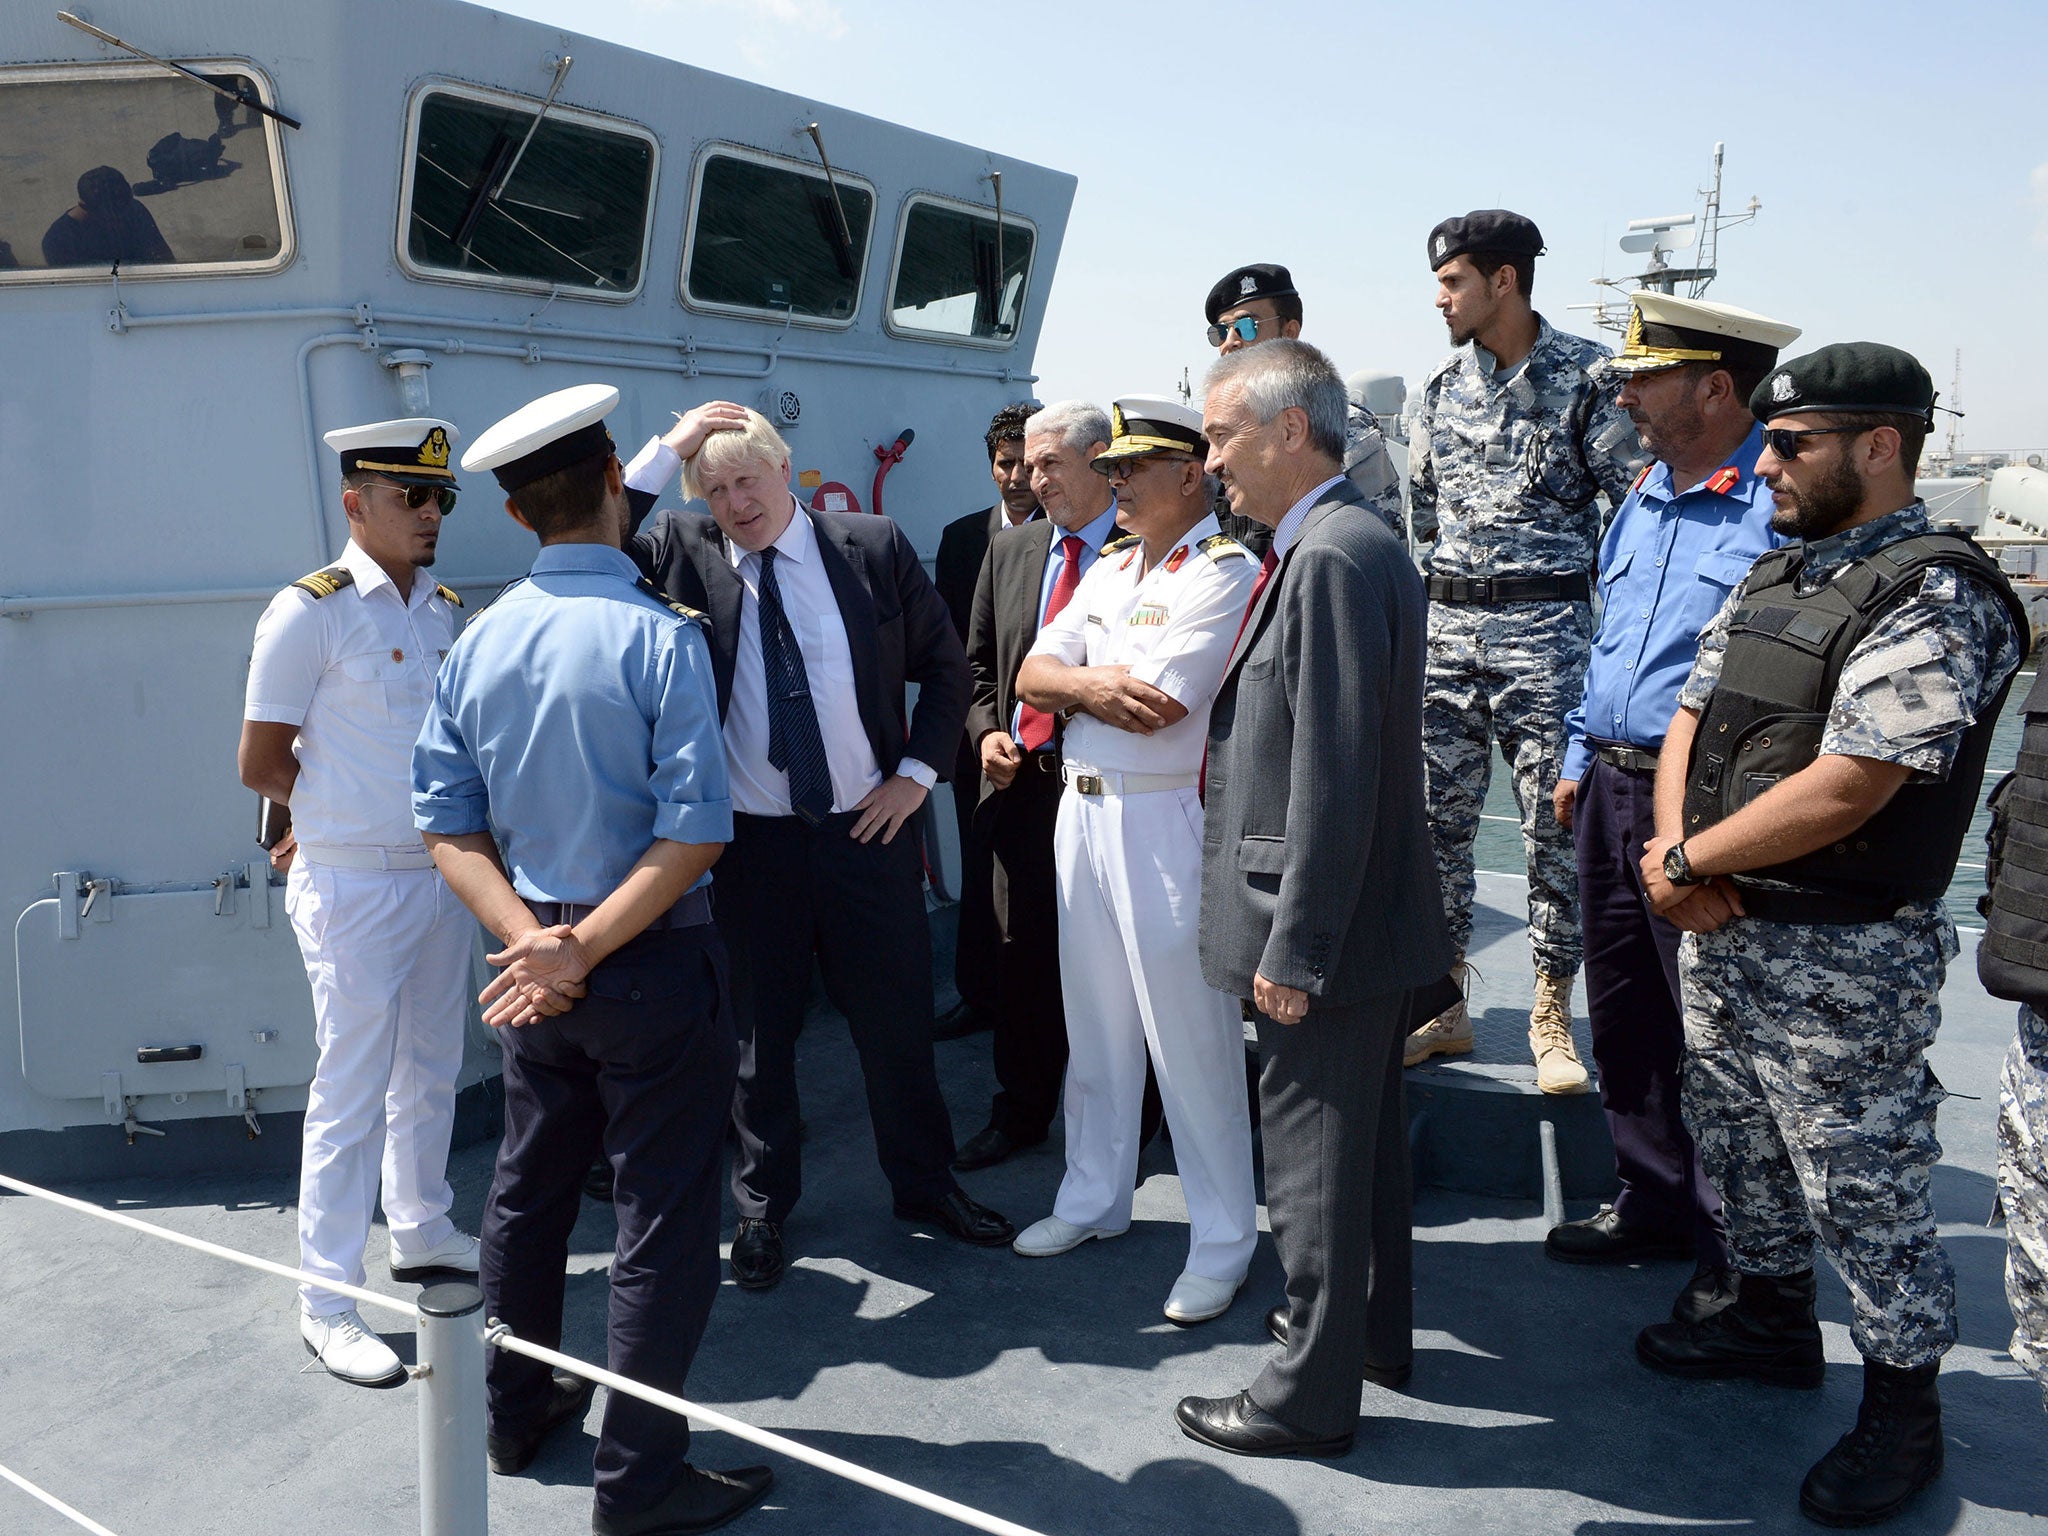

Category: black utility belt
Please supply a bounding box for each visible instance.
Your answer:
[1729,880,1913,926]
[1590,741,1660,775]
[528,888,713,932]
[1426,572,1590,605]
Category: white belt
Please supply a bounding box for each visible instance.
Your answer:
[298,843,438,871]
[1062,765,1197,797]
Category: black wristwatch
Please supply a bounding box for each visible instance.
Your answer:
[1663,841,1700,887]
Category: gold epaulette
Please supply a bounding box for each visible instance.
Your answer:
[1198,533,1250,560]
[290,566,354,599]
[435,583,463,608]
[636,576,709,626]
[1100,533,1141,555]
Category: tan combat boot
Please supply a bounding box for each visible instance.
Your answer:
[1529,971,1589,1093]
[1404,953,1474,1066]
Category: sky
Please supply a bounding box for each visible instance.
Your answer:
[493,0,2048,450]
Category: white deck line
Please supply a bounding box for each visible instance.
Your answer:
[0,1461,123,1536]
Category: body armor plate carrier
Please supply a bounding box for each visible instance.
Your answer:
[1980,665,2048,1007]
[1681,530,2029,924]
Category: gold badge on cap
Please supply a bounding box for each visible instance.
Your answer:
[421,426,451,470]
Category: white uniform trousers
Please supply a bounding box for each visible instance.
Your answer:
[1052,783,1258,1282]
[285,858,474,1317]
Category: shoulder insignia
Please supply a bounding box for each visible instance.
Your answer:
[290,566,354,599]
[1100,532,1141,555]
[1705,466,1741,496]
[1198,533,1250,560]
[434,582,464,609]
[635,576,709,627]
[1629,464,1653,495]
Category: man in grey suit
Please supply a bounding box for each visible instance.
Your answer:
[1177,339,1454,1458]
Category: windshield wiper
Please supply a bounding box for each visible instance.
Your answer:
[58,12,302,129]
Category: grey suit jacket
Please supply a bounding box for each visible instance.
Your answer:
[1198,479,1453,1005]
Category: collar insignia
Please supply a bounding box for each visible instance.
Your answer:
[1165,544,1189,573]
[1705,466,1741,495]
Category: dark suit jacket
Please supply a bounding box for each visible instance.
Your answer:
[1199,478,1452,1005]
[626,488,969,783]
[935,504,1011,645]
[964,519,1058,795]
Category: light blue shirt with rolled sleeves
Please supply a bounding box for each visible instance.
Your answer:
[1562,423,1783,781]
[412,543,733,905]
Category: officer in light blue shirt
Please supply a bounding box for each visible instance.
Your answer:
[412,384,773,1536]
[1545,294,1802,1329]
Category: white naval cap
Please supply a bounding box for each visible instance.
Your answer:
[1093,395,1208,470]
[322,417,460,484]
[461,383,621,492]
[1611,292,1802,377]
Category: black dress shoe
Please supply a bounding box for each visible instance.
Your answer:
[583,1157,616,1204]
[952,1124,1042,1172]
[487,1371,595,1475]
[592,1464,775,1536]
[932,1000,994,1041]
[729,1218,785,1291]
[1671,1262,1740,1325]
[1263,1307,1411,1387]
[1174,1390,1353,1459]
[1544,1204,1695,1265]
[892,1189,1016,1246]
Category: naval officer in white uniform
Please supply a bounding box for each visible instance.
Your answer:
[239,419,480,1385]
[1011,397,1261,1324]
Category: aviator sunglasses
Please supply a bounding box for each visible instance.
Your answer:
[1760,425,1870,461]
[1206,314,1274,348]
[359,478,458,514]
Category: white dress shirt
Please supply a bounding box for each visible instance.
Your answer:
[244,539,460,848]
[1271,474,1347,562]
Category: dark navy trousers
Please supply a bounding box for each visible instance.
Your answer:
[1574,754,1729,1266]
[481,923,737,1523]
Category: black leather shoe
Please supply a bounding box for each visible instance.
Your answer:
[583,1158,615,1204]
[933,1000,995,1041]
[952,1124,1041,1172]
[592,1464,775,1536]
[1799,1359,1943,1527]
[893,1189,1015,1246]
[1637,1268,1825,1388]
[1545,1204,1695,1265]
[488,1371,595,1475]
[1672,1263,1740,1326]
[1262,1307,1410,1387]
[729,1218,785,1291]
[1174,1390,1353,1459]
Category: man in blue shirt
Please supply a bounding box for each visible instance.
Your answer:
[1547,295,1800,1326]
[413,384,772,1536]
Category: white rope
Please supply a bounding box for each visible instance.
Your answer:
[0,1173,419,1321]
[0,1461,122,1536]
[486,1327,1052,1536]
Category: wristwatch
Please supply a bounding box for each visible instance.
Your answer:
[1663,841,1700,887]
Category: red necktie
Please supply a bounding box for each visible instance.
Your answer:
[1017,535,1084,753]
[1201,548,1280,804]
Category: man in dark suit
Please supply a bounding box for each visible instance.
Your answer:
[621,403,1015,1292]
[931,402,1042,1039]
[953,401,1122,1172]
[1177,340,1453,1458]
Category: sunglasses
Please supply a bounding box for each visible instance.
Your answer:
[1104,453,1192,482]
[1205,315,1271,348]
[359,478,458,514]
[1761,425,1868,461]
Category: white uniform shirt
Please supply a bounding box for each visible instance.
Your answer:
[1026,512,1259,775]
[244,540,461,849]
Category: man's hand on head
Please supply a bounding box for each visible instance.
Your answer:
[661,401,753,462]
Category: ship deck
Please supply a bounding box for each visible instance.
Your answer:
[3,876,2042,1536]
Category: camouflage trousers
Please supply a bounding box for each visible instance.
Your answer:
[1422,599,1589,977]
[1679,905,1957,1367]
[1998,1014,2048,1408]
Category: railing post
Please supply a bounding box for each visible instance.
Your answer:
[416,1282,488,1536]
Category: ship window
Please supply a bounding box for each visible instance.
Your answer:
[402,87,656,297]
[683,149,874,324]
[887,196,1034,345]
[0,63,292,282]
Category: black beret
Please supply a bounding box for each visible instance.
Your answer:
[1749,342,1936,424]
[1427,209,1544,271]
[1205,263,1297,325]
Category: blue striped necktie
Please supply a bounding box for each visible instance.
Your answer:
[756,545,834,826]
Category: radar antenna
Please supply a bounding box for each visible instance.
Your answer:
[1572,143,1762,335]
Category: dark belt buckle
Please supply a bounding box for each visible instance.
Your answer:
[1031,752,1060,775]
[1468,577,1491,604]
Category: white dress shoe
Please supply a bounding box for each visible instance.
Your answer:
[1012,1214,1123,1258]
[301,1308,404,1386]
[1163,1270,1242,1326]
[390,1229,481,1283]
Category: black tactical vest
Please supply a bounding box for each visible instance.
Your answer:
[1980,666,2048,1007]
[1681,530,2028,924]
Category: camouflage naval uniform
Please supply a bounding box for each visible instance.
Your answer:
[2000,1005,2048,1407]
[1676,502,2024,1368]
[1408,317,1643,977]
